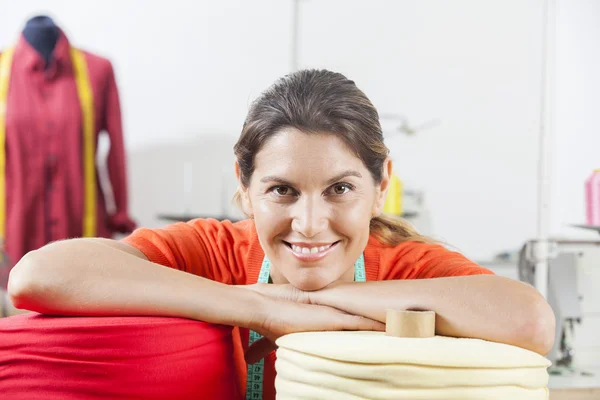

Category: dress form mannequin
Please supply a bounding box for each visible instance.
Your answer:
[22,16,59,67]
[0,18,136,282]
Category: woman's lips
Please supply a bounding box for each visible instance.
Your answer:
[284,241,339,262]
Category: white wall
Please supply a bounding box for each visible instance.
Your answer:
[1,0,597,261]
[552,0,600,238]
[0,0,292,149]
[299,0,544,259]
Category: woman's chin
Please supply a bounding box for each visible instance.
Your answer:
[288,275,332,292]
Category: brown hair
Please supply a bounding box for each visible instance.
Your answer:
[233,69,429,246]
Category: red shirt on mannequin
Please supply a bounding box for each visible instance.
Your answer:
[0,31,135,275]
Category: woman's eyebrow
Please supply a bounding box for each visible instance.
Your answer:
[326,170,362,185]
[260,170,363,186]
[260,176,293,185]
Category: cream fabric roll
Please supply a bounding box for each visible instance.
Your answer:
[276,379,549,400]
[276,332,551,368]
[276,348,549,388]
[275,331,551,400]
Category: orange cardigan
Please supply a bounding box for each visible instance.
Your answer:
[123,218,493,400]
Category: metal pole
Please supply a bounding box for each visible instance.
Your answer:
[535,0,557,299]
[291,0,301,71]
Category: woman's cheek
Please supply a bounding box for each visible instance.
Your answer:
[255,199,286,224]
[332,201,370,232]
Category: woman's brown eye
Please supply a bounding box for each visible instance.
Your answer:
[275,186,289,196]
[334,184,349,194]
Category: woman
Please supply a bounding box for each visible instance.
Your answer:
[8,69,555,399]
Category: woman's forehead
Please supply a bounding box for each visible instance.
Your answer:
[254,128,363,170]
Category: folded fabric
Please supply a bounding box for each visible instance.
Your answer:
[0,313,242,400]
[275,331,551,400]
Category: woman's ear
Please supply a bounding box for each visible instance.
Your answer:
[234,160,254,218]
[373,157,393,217]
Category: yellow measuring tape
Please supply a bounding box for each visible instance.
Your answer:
[0,47,14,242]
[70,47,97,237]
[0,46,97,241]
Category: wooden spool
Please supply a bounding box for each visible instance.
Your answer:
[385,309,436,338]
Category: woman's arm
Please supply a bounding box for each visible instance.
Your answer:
[309,275,555,355]
[8,238,383,350]
[8,238,260,326]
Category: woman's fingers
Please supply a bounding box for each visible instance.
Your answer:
[323,306,385,332]
[295,304,386,334]
[245,336,278,365]
[343,313,386,332]
[245,301,386,363]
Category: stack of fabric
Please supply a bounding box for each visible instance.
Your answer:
[275,331,551,400]
[0,313,242,399]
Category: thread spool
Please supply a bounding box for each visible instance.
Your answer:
[385,309,436,338]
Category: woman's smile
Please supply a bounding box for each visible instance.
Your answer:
[283,240,340,262]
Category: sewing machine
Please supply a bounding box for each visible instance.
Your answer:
[518,238,600,399]
[520,239,600,367]
[518,239,600,375]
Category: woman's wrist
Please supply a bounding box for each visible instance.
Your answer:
[309,281,347,307]
[228,285,270,331]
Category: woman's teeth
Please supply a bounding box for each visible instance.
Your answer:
[291,244,332,254]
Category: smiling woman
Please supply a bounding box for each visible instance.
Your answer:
[238,129,379,290]
[6,69,555,400]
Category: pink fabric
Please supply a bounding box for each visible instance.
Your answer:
[0,314,242,399]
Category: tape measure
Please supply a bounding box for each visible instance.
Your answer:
[354,253,366,282]
[246,257,271,400]
[245,253,366,399]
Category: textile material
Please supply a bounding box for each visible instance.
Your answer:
[0,313,242,399]
[122,218,494,400]
[275,331,551,400]
[0,31,134,269]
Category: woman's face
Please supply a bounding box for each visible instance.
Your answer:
[237,127,390,291]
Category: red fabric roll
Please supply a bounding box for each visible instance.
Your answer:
[0,314,242,399]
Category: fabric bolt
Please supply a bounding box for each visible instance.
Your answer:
[0,313,242,399]
[0,31,134,270]
[276,380,548,400]
[275,349,549,389]
[275,331,551,400]
[123,218,494,399]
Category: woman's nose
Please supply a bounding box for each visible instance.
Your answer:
[291,197,328,238]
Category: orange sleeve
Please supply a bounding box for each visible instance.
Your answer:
[121,219,253,284]
[378,241,494,280]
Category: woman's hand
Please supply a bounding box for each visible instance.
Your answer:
[245,293,384,364]
[243,283,312,304]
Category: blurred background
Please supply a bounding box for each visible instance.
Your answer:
[3,0,599,258]
[0,0,599,395]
